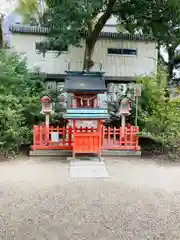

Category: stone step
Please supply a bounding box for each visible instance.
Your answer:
[29,150,141,157]
[29,150,72,156]
[103,150,141,156]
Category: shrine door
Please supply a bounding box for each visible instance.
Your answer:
[73,120,101,156]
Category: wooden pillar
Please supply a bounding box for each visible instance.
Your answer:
[45,114,50,144]
[98,120,102,159]
[97,120,101,130]
[73,120,76,129]
[73,120,76,158]
[45,114,50,127]
[121,115,126,127]
[121,115,126,138]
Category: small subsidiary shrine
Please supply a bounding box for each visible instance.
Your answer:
[64,71,109,158]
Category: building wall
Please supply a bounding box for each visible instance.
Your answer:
[102,25,117,33]
[11,33,157,77]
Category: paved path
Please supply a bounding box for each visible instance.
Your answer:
[0,157,180,239]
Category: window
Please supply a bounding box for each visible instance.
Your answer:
[108,48,137,56]
[35,42,68,52]
[45,81,65,90]
[46,81,56,90]
[57,82,64,91]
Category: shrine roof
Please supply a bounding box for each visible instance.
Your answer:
[64,72,107,92]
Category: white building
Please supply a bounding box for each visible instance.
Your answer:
[9,22,157,96]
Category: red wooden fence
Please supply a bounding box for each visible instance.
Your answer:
[32,125,140,151]
[101,126,140,150]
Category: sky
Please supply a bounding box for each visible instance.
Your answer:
[0,0,16,16]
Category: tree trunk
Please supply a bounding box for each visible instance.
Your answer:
[164,46,175,99]
[0,16,3,49]
[167,46,175,82]
[82,0,117,71]
[83,40,95,71]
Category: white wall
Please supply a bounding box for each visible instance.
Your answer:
[102,25,117,33]
[11,33,157,77]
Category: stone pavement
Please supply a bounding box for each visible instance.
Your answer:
[69,157,109,178]
[0,157,180,239]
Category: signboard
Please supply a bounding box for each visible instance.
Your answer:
[134,84,142,97]
[76,120,98,128]
[128,83,142,97]
[68,120,98,128]
[51,132,59,142]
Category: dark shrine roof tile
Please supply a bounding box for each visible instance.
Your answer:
[9,24,154,42]
[64,72,107,92]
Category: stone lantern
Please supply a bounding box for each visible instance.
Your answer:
[118,98,131,127]
[40,96,53,127]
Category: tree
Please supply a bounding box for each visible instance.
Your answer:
[42,0,117,70]
[106,69,180,157]
[15,0,47,25]
[136,71,180,158]
[0,50,45,154]
[119,0,180,81]
[39,0,179,71]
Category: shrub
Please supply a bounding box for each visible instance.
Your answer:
[137,71,180,158]
[107,69,180,159]
[0,51,45,154]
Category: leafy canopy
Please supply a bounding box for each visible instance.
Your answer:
[120,0,180,78]
[41,0,180,53]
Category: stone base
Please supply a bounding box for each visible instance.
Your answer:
[29,149,141,157]
[103,150,141,156]
[29,150,72,157]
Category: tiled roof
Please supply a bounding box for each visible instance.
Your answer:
[9,24,154,41]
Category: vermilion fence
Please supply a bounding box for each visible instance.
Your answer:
[101,126,140,150]
[32,125,140,151]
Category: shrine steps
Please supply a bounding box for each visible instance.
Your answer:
[29,150,141,157]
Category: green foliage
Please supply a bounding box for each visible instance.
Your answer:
[119,0,180,77]
[46,86,69,127]
[136,70,167,129]
[0,51,45,154]
[107,70,180,157]
[137,71,180,157]
[119,0,180,45]
[39,0,180,70]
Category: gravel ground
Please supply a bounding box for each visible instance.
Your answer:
[0,157,180,239]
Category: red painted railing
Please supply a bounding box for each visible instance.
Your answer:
[101,126,140,150]
[32,125,140,151]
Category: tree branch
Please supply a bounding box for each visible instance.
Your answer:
[89,0,116,44]
[158,52,168,66]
